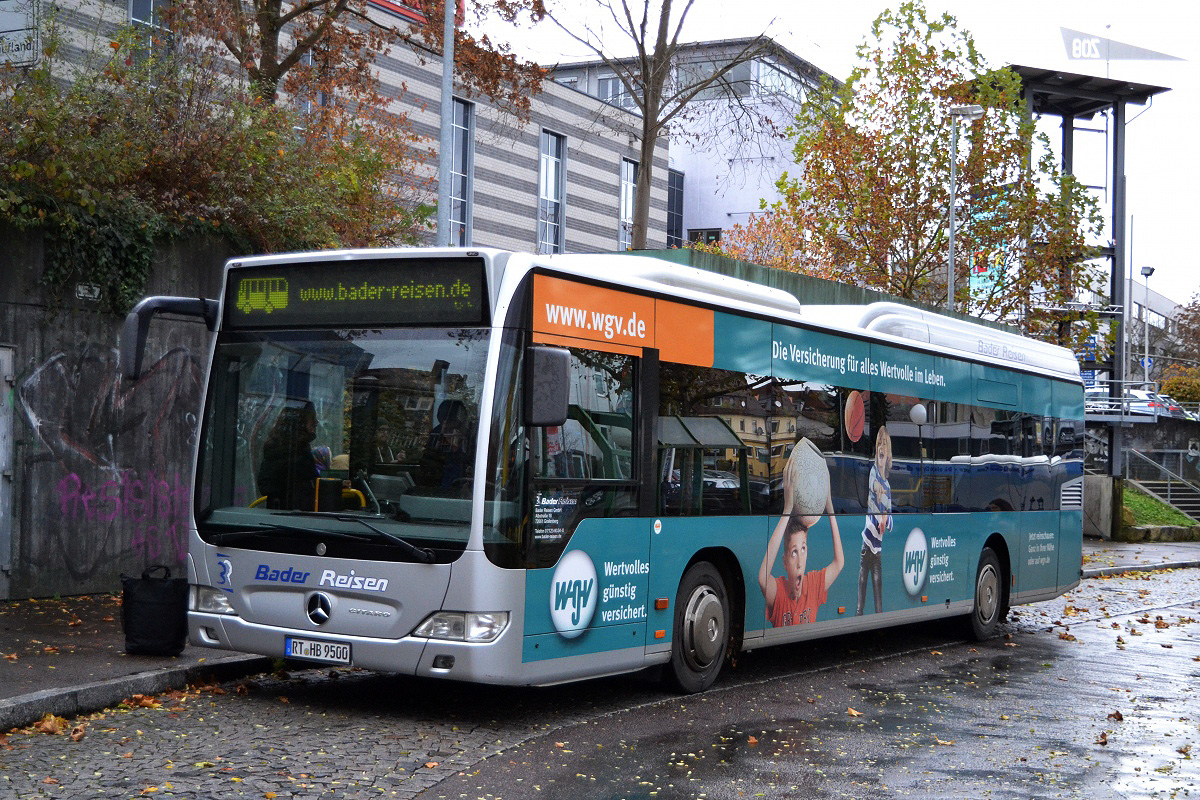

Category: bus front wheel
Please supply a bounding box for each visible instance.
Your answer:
[667,562,729,693]
[969,547,1005,641]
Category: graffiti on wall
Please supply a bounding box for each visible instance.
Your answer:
[54,470,191,563]
[18,343,204,587]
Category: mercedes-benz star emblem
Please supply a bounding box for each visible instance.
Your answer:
[307,592,332,625]
[315,542,327,556]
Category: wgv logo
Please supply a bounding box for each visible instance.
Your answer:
[549,550,598,639]
[902,527,928,597]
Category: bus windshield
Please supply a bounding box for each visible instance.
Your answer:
[195,327,490,558]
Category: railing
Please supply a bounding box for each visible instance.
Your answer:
[1124,449,1200,516]
[1084,379,1160,419]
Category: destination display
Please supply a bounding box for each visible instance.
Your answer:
[224,257,487,328]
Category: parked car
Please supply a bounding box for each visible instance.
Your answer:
[1084,388,1175,417]
[702,469,739,489]
[1084,387,1121,415]
[1156,394,1194,420]
[1085,387,1153,416]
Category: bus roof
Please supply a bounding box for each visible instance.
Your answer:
[220,248,1081,383]
[529,253,1082,384]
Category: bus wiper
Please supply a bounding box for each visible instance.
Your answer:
[273,512,437,564]
[207,521,374,546]
[331,515,436,564]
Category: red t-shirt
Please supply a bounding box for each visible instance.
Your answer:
[767,569,828,627]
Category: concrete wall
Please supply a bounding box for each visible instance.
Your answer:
[1084,475,1113,539]
[1,226,232,598]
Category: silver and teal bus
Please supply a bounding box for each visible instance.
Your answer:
[123,249,1083,692]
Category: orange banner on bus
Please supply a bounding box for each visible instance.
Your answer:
[532,274,713,366]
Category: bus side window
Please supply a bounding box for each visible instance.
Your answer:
[526,348,639,567]
[532,349,634,481]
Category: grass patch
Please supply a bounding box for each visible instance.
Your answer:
[1124,487,1196,527]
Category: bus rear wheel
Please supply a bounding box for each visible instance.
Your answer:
[666,562,729,693]
[969,547,1005,641]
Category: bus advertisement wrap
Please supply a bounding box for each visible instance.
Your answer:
[523,507,1077,662]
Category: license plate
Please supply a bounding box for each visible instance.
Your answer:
[285,636,351,664]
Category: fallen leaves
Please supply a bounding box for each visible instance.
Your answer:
[847,708,863,717]
[33,713,68,735]
[1097,731,1109,745]
[126,694,162,710]
[1107,710,1124,722]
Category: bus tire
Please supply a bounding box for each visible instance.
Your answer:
[666,562,729,694]
[969,547,1004,641]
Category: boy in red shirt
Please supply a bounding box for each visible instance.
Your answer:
[758,447,845,627]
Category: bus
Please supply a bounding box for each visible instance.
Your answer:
[122,248,1084,693]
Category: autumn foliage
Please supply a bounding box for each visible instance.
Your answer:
[703,2,1105,347]
[165,0,546,114]
[1,31,431,314]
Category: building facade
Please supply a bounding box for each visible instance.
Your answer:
[550,38,833,248]
[39,0,670,254]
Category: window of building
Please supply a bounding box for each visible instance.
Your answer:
[450,98,474,246]
[688,228,721,245]
[598,73,640,109]
[538,131,566,254]
[129,0,170,61]
[619,158,637,250]
[667,169,684,248]
[294,49,332,119]
[756,60,806,101]
[677,58,753,100]
[556,76,579,90]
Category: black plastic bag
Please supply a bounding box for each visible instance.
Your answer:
[121,565,188,656]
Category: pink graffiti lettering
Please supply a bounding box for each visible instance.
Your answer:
[56,470,191,562]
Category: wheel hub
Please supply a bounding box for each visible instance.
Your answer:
[684,587,724,667]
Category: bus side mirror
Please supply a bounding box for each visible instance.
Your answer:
[524,346,570,427]
[122,296,219,380]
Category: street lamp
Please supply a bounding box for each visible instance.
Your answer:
[947,104,985,312]
[1141,265,1155,384]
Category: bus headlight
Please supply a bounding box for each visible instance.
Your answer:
[413,611,509,642]
[192,586,236,615]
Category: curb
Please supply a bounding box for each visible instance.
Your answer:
[1082,560,1200,579]
[0,654,274,731]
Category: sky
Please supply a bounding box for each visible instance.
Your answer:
[484,0,1199,307]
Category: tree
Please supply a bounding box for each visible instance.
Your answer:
[167,0,546,111]
[1,22,431,312]
[1171,292,1200,366]
[704,1,1104,346]
[545,0,774,250]
[1161,364,1200,406]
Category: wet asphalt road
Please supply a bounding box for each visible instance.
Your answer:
[1,570,1197,799]
[423,568,1200,800]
